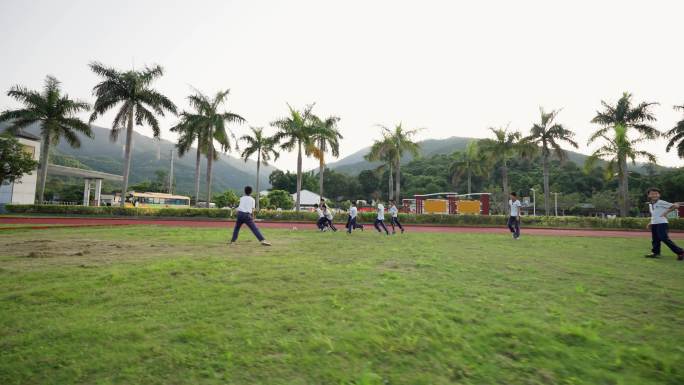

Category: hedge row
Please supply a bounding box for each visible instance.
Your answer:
[4,204,683,230]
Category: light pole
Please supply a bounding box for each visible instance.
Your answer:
[530,188,536,216]
[552,192,560,216]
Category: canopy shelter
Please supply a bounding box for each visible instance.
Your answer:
[47,164,123,206]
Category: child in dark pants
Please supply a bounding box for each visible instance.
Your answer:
[388,199,404,234]
[323,204,337,232]
[374,202,389,235]
[314,203,327,231]
[507,192,521,239]
[645,187,683,260]
[230,186,271,246]
[346,201,364,234]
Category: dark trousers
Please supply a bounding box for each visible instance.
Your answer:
[346,216,363,233]
[327,218,337,232]
[316,217,327,230]
[507,216,520,238]
[390,217,403,232]
[231,211,265,242]
[374,219,389,234]
[651,223,683,255]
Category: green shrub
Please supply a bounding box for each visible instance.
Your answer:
[4,204,683,230]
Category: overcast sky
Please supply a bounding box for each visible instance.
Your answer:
[1,0,683,171]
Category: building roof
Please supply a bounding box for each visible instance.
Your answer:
[292,189,326,205]
[128,192,190,200]
[47,164,123,182]
[0,126,40,141]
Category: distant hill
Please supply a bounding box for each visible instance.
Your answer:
[326,136,661,175]
[2,123,274,195]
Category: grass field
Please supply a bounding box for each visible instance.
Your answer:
[1,226,683,385]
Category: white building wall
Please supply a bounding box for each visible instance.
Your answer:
[0,137,40,204]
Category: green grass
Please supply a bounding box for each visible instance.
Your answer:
[1,226,683,385]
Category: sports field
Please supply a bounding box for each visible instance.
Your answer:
[1,225,683,385]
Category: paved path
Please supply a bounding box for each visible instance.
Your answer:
[1,216,681,238]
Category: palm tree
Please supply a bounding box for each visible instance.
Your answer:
[479,126,536,214]
[171,109,206,206]
[180,90,245,206]
[448,141,486,194]
[240,126,279,211]
[525,108,578,215]
[271,104,318,211]
[378,123,422,201]
[88,62,177,207]
[365,134,396,200]
[665,105,684,159]
[589,92,659,216]
[310,115,342,198]
[586,125,657,216]
[0,75,91,203]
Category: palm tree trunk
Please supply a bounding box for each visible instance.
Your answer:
[194,145,201,207]
[502,162,509,215]
[543,155,550,216]
[395,158,401,202]
[255,151,261,211]
[37,130,51,204]
[206,127,214,207]
[619,156,629,217]
[120,106,135,207]
[467,168,472,195]
[296,140,302,211]
[388,162,394,201]
[319,156,324,199]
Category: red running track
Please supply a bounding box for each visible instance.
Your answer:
[1,216,682,238]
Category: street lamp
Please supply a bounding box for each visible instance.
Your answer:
[530,188,536,216]
[552,192,560,216]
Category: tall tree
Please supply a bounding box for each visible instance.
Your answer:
[240,126,279,211]
[589,92,659,216]
[180,89,245,206]
[271,104,318,211]
[0,75,91,203]
[0,134,39,183]
[586,124,657,216]
[381,123,422,201]
[89,62,177,207]
[310,115,342,198]
[365,134,396,200]
[448,140,486,194]
[170,109,206,206]
[479,127,536,214]
[665,105,684,159]
[525,108,578,215]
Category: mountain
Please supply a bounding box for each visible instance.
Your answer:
[326,136,661,175]
[4,123,275,195]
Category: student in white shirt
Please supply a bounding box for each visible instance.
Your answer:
[388,199,405,234]
[314,203,327,231]
[507,192,522,239]
[645,187,683,260]
[374,202,389,235]
[230,186,271,246]
[323,204,337,232]
[346,201,364,234]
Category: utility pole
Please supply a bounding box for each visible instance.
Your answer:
[552,192,560,216]
[530,188,536,216]
[169,149,174,194]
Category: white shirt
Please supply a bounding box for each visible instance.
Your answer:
[316,208,325,218]
[650,200,674,225]
[389,205,398,217]
[324,209,333,220]
[377,204,385,220]
[237,195,255,213]
[509,199,522,217]
[349,206,358,218]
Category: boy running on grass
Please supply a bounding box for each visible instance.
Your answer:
[346,201,364,234]
[388,199,404,234]
[507,192,521,240]
[323,204,337,232]
[645,187,683,260]
[314,203,327,231]
[230,186,271,246]
[374,202,390,235]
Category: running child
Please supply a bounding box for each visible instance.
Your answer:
[507,192,521,240]
[230,186,271,246]
[323,204,337,232]
[374,202,390,235]
[388,199,404,234]
[314,203,327,231]
[346,201,364,233]
[645,187,683,260]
